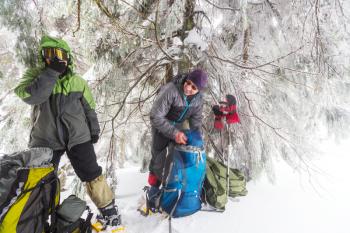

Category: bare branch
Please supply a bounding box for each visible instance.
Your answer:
[73,0,81,35]
[204,0,239,12]
[154,0,175,61]
[93,0,156,43]
[206,45,304,70]
[110,57,165,129]
[265,0,282,20]
[243,92,289,142]
[0,87,15,105]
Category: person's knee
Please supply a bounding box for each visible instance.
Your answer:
[75,165,102,182]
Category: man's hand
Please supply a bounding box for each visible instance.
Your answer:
[175,131,187,145]
[46,57,67,74]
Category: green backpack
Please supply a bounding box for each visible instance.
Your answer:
[203,157,248,210]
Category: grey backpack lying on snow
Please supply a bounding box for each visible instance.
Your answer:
[54,195,92,233]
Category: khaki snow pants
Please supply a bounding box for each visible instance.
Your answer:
[86,175,114,208]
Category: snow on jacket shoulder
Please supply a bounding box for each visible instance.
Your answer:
[150,76,204,140]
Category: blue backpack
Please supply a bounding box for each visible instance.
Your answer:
[160,130,206,217]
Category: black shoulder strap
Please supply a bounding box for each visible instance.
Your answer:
[80,208,93,233]
[44,173,60,233]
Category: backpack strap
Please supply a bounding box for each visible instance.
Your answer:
[169,190,183,217]
[43,174,59,233]
[171,95,190,125]
[80,207,93,233]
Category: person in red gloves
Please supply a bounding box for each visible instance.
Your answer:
[212,94,240,130]
[146,69,208,208]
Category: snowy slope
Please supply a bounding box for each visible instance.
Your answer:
[90,139,350,233]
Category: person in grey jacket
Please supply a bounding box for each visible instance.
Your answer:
[14,35,120,226]
[146,69,208,207]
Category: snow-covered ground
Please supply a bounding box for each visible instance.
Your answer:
[102,138,350,233]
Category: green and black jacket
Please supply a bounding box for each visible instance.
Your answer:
[15,35,100,150]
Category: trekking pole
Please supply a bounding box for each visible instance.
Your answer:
[224,94,239,198]
[226,124,232,198]
[220,130,224,161]
[169,217,172,233]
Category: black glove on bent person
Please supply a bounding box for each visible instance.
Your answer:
[91,135,99,144]
[47,57,67,74]
[212,105,224,116]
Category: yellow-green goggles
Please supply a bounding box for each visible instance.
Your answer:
[42,47,69,61]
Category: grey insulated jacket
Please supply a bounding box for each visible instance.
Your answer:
[15,36,100,150]
[150,75,204,140]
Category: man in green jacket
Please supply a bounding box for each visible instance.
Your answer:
[15,35,120,226]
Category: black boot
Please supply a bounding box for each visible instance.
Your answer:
[146,185,161,212]
[99,200,121,226]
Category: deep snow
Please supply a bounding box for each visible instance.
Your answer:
[74,138,350,233]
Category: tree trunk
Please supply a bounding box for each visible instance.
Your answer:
[178,0,195,73]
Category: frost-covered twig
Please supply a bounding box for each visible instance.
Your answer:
[93,0,155,42]
[0,88,15,105]
[336,0,350,21]
[120,0,156,24]
[207,45,304,70]
[154,0,175,61]
[31,0,43,28]
[73,0,81,35]
[204,0,239,12]
[265,0,281,20]
[243,92,289,142]
[110,58,165,130]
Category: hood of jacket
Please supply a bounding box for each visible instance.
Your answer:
[38,35,75,77]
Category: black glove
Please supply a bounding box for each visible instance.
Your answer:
[91,135,99,144]
[46,57,67,74]
[226,94,237,106]
[212,105,224,130]
[212,105,224,116]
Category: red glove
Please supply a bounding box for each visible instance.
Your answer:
[175,131,187,144]
[212,105,225,129]
[225,104,240,124]
[223,95,240,124]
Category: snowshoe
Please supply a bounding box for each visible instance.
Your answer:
[92,200,124,232]
[137,186,162,216]
[91,218,126,233]
[99,200,122,226]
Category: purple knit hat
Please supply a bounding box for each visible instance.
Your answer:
[187,69,208,90]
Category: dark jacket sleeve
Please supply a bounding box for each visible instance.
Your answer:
[14,68,60,105]
[150,83,179,140]
[188,94,204,133]
[80,80,100,136]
